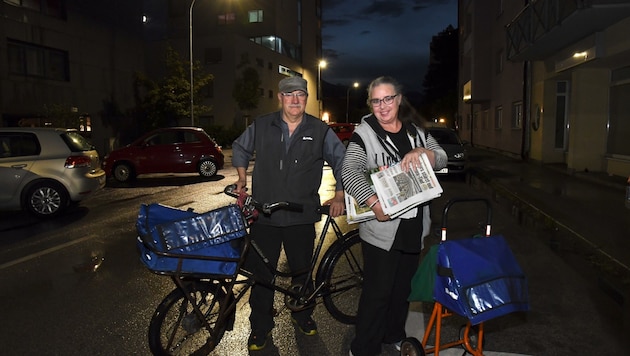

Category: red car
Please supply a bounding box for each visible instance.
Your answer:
[102,127,224,183]
[328,123,356,147]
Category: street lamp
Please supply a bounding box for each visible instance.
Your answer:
[318,60,327,119]
[189,0,197,126]
[346,82,359,123]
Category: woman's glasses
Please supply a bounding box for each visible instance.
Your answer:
[369,94,398,107]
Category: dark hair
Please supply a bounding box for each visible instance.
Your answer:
[366,76,427,129]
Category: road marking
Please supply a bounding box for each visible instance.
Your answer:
[0,234,97,270]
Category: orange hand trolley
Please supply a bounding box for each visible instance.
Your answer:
[402,198,528,356]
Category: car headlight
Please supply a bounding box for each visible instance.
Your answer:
[454,152,465,159]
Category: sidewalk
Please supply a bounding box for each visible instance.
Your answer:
[465,146,630,325]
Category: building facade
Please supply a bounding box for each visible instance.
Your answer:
[0,0,145,154]
[1,0,323,154]
[458,0,630,177]
[144,0,323,130]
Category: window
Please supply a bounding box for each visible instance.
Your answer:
[496,49,504,74]
[248,10,263,23]
[0,133,40,158]
[511,102,523,129]
[609,68,630,156]
[8,39,69,81]
[554,81,569,149]
[495,106,503,129]
[217,12,235,25]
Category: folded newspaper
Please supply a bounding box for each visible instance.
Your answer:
[345,153,443,223]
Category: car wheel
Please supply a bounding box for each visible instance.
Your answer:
[198,160,218,177]
[25,181,68,218]
[113,163,135,182]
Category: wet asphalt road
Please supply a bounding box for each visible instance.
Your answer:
[0,150,627,355]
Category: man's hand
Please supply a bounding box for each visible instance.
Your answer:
[234,167,248,193]
[322,190,345,217]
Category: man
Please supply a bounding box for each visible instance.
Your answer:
[231,76,346,351]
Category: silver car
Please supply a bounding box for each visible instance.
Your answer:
[0,127,106,217]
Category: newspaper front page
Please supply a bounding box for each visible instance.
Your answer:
[370,153,443,218]
[345,153,443,223]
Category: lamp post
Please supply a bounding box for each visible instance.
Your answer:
[189,0,197,126]
[317,60,327,119]
[346,82,359,123]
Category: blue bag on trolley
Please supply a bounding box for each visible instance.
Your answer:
[136,203,247,276]
[434,234,529,325]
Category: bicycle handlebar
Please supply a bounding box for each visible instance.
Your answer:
[224,185,303,215]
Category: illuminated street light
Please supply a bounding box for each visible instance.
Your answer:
[318,60,327,119]
[346,82,359,123]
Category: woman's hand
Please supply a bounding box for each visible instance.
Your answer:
[400,147,435,171]
[365,195,390,222]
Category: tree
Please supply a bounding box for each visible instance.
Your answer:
[421,25,459,126]
[232,54,261,128]
[134,45,213,131]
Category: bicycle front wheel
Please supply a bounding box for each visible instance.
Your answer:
[148,281,230,355]
[322,230,363,324]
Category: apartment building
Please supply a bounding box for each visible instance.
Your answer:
[1,0,323,153]
[145,0,323,130]
[458,0,630,177]
[0,0,145,153]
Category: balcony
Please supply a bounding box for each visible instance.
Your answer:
[506,0,630,61]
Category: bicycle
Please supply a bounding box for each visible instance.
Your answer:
[136,185,363,355]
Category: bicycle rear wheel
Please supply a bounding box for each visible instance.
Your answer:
[321,230,363,324]
[148,281,231,355]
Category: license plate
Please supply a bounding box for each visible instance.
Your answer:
[436,168,449,174]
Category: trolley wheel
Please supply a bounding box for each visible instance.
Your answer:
[459,324,484,351]
[400,337,425,356]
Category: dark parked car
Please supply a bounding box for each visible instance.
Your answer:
[0,127,106,217]
[427,126,467,175]
[102,127,224,183]
[328,123,356,146]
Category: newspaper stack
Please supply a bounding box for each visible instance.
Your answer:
[345,153,443,223]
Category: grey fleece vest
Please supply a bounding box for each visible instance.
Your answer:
[353,120,432,251]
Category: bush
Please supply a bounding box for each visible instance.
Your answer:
[204,125,243,148]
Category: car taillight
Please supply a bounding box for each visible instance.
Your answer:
[65,156,92,168]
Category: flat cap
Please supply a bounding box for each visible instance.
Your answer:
[279,76,308,95]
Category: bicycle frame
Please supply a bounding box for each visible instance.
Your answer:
[144,187,363,354]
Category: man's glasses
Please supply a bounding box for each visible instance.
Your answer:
[281,92,307,99]
[369,94,398,107]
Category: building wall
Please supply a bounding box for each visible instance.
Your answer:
[1,0,323,154]
[459,0,630,178]
[457,0,525,157]
[156,0,322,129]
[0,0,145,155]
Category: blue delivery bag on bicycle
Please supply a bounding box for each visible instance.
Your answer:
[136,203,247,276]
[433,234,529,325]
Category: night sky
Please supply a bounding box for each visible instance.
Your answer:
[321,0,458,94]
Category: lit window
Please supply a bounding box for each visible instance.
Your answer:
[249,10,263,23]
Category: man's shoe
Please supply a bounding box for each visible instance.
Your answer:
[248,330,271,351]
[291,316,318,336]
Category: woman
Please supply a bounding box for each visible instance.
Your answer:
[342,76,447,356]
